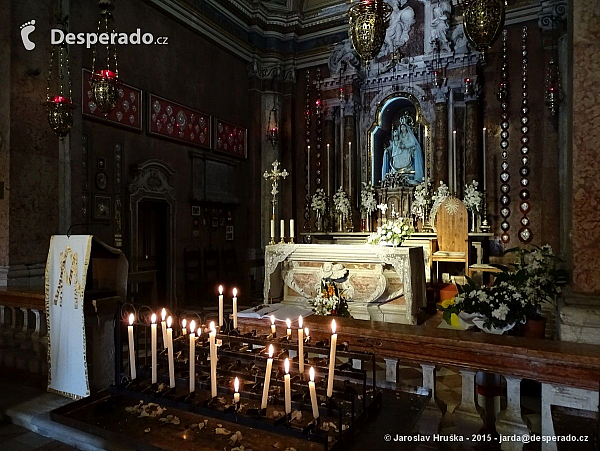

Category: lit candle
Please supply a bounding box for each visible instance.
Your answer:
[289,219,295,239]
[280,219,285,239]
[209,321,217,398]
[348,141,352,194]
[232,288,238,329]
[453,131,457,191]
[182,318,187,336]
[167,316,175,388]
[286,318,291,339]
[270,315,276,336]
[127,313,136,380]
[304,327,310,343]
[261,344,274,410]
[284,358,291,415]
[307,145,311,196]
[189,320,196,393]
[151,313,157,384]
[270,219,275,241]
[483,127,487,190]
[233,377,240,404]
[309,367,319,420]
[161,308,167,349]
[327,319,337,397]
[218,285,224,328]
[298,316,304,374]
[327,143,331,197]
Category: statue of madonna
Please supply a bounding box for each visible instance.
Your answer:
[381,123,424,184]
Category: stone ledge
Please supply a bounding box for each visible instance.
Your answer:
[558,296,600,328]
[557,321,600,345]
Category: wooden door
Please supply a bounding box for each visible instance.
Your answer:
[137,200,168,301]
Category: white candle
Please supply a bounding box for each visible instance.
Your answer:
[309,367,319,420]
[270,219,275,240]
[298,316,304,374]
[181,318,187,336]
[232,288,238,329]
[233,376,240,404]
[161,308,167,349]
[327,319,337,397]
[218,285,224,327]
[482,127,487,190]
[348,141,352,194]
[284,358,291,414]
[327,143,331,198]
[453,131,457,191]
[128,313,136,380]
[189,320,196,393]
[167,316,175,388]
[289,219,295,239]
[280,219,285,239]
[151,313,157,384]
[209,322,217,398]
[286,318,291,339]
[270,315,276,336]
[307,145,311,197]
[261,344,274,410]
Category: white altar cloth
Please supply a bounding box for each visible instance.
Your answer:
[264,244,426,324]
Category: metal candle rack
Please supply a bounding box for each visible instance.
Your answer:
[116,312,381,451]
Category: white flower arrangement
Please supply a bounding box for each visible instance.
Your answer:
[463,180,482,212]
[367,218,414,246]
[411,180,433,216]
[333,187,351,217]
[360,183,377,214]
[430,181,450,220]
[311,188,327,215]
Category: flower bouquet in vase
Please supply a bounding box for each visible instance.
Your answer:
[333,187,351,232]
[360,182,377,232]
[311,188,327,232]
[463,180,482,232]
[309,279,351,317]
[367,218,414,246]
[411,180,433,232]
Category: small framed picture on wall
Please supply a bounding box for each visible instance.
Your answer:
[93,195,112,221]
[226,225,234,241]
[191,205,201,216]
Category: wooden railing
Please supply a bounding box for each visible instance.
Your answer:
[238,315,600,451]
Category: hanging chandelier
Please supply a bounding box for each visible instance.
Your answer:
[90,0,120,115]
[45,20,75,138]
[463,0,506,58]
[348,0,392,67]
[266,103,279,148]
[545,58,563,116]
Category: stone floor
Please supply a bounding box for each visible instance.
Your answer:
[0,422,76,450]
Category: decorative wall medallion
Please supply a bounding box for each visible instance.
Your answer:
[95,172,108,190]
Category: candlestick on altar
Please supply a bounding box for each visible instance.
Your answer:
[151,313,157,384]
[270,315,276,336]
[284,358,292,415]
[167,316,175,388]
[181,318,187,336]
[280,219,285,244]
[189,320,196,393]
[327,143,331,198]
[261,344,274,410]
[327,319,338,397]
[348,141,352,195]
[269,219,275,245]
[453,131,457,193]
[218,285,224,328]
[309,367,319,420]
[298,316,304,374]
[209,322,217,398]
[128,314,136,380]
[234,377,240,406]
[307,146,311,199]
[232,288,238,329]
[286,318,292,339]
[161,308,167,349]
[289,219,295,244]
[482,127,487,190]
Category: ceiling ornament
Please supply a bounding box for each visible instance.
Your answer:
[463,0,506,59]
[348,0,393,68]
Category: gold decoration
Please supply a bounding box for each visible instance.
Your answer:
[463,0,506,55]
[348,0,392,66]
[90,71,119,114]
[53,246,84,309]
[47,99,75,137]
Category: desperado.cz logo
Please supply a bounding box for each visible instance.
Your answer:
[52,29,168,48]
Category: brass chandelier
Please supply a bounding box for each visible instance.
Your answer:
[348,0,392,67]
[463,0,506,57]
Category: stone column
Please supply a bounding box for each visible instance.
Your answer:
[343,101,358,230]
[496,376,528,451]
[464,95,481,186]
[432,88,449,188]
[419,364,446,435]
[453,370,483,444]
[0,1,10,286]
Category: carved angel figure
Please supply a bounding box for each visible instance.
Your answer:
[430,1,452,53]
[451,24,469,54]
[382,1,415,56]
[328,39,360,74]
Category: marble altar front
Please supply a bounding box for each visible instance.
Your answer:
[264,244,426,325]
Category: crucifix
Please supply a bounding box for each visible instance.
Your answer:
[263,160,289,244]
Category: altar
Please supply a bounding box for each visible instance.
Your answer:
[264,244,426,325]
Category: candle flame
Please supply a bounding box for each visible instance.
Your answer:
[331,319,336,335]
[234,377,239,392]
[298,316,303,328]
[271,315,275,325]
[219,285,223,295]
[209,321,215,332]
[161,308,166,321]
[233,288,238,297]
[182,318,187,329]
[453,130,457,135]
[310,366,315,382]
[190,320,196,334]
[167,316,172,328]
[286,318,291,329]
[129,313,134,326]
[151,313,156,324]
[284,358,289,374]
[268,344,274,358]
[305,327,309,337]
[483,127,487,131]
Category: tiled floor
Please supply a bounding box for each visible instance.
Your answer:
[0,422,75,450]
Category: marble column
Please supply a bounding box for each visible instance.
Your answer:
[453,370,484,444]
[432,88,449,188]
[343,101,358,230]
[464,96,481,186]
[419,364,446,435]
[496,376,528,451]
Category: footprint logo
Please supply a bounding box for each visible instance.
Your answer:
[20,20,36,51]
